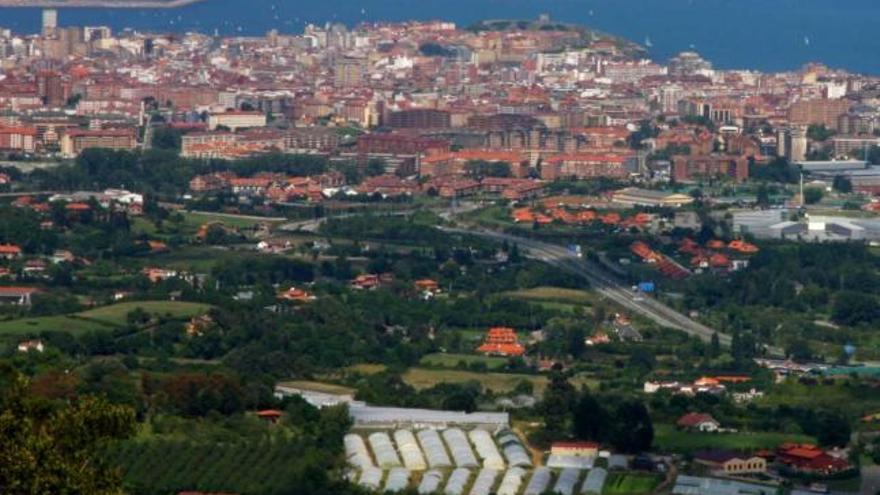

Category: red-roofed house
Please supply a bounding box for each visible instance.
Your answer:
[677,412,720,432]
[255,409,283,424]
[476,327,526,357]
[776,444,851,475]
[0,244,22,259]
[0,286,39,306]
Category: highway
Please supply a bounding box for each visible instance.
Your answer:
[276,205,779,354]
[443,226,760,351]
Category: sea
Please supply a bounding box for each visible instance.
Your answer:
[0,0,879,74]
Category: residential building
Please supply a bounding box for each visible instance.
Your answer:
[694,450,767,474]
[476,327,526,357]
[60,129,137,157]
[672,155,749,182]
[611,187,694,207]
[676,412,720,432]
[0,286,39,306]
[788,98,851,130]
[207,111,267,131]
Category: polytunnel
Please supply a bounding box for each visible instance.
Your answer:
[417,469,445,494]
[580,468,607,495]
[496,467,528,495]
[495,430,532,468]
[344,433,373,469]
[383,467,410,493]
[443,468,471,495]
[441,428,479,468]
[552,467,581,495]
[523,467,553,495]
[368,432,402,468]
[394,429,428,470]
[358,466,383,490]
[468,468,499,495]
[417,429,453,468]
[467,430,505,470]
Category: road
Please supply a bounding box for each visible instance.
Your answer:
[442,226,781,353]
[274,204,778,354]
[279,201,481,233]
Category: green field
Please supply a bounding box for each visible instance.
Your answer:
[654,424,816,453]
[181,211,284,231]
[78,301,211,326]
[502,286,595,306]
[602,472,662,495]
[344,363,388,375]
[757,380,880,417]
[419,352,509,370]
[0,301,212,338]
[147,246,240,272]
[402,367,596,395]
[0,315,116,337]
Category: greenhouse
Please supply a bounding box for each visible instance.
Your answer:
[417,429,453,468]
[468,429,506,470]
[383,467,411,493]
[344,433,373,470]
[418,469,445,494]
[496,467,528,495]
[358,466,383,490]
[368,432,402,468]
[547,454,594,470]
[394,429,428,470]
[580,468,607,494]
[468,468,499,495]
[523,467,553,495]
[442,428,480,468]
[443,468,472,495]
[552,468,581,495]
[495,430,532,468]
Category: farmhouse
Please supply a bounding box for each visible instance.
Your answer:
[677,412,721,432]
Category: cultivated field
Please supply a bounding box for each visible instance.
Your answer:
[0,301,212,338]
[402,368,596,395]
[653,424,816,453]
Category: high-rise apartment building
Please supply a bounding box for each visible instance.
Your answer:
[334,57,366,88]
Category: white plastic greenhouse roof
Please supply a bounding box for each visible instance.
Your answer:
[350,404,509,428]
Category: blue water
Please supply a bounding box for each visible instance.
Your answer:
[1,0,879,74]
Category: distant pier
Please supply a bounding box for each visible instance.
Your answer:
[0,0,203,7]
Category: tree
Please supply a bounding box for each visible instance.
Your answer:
[803,187,824,205]
[815,413,851,447]
[540,370,576,441]
[364,159,387,177]
[831,291,879,326]
[151,127,183,151]
[832,175,853,194]
[572,390,605,441]
[0,373,136,494]
[607,400,654,453]
[709,332,721,359]
[868,145,880,165]
[756,184,771,207]
[807,124,834,142]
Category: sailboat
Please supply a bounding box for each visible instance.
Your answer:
[644,36,653,48]
[804,36,811,46]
